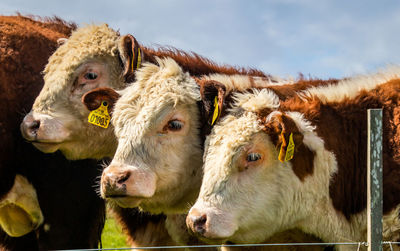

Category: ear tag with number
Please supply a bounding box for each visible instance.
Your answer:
[88,101,111,128]
[278,132,295,162]
[211,96,220,125]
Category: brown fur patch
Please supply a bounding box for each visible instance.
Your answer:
[267,78,339,100]
[278,80,400,219]
[258,112,315,181]
[109,207,177,250]
[81,87,120,113]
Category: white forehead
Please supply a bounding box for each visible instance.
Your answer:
[43,24,119,82]
[205,111,261,158]
[203,89,280,175]
[112,58,200,137]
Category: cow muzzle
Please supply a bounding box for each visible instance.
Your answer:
[101,162,157,208]
[0,175,44,237]
[186,204,237,241]
[20,112,69,153]
[20,112,41,141]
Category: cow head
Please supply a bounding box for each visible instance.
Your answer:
[20,24,142,160]
[187,89,321,243]
[100,58,204,214]
[0,175,43,237]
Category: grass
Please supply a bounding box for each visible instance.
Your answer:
[101,214,129,249]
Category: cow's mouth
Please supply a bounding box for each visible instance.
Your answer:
[0,204,43,237]
[109,196,143,208]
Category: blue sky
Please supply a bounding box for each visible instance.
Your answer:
[2,0,400,79]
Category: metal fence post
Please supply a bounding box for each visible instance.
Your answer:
[367,109,383,251]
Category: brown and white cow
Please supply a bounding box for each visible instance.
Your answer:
[0,15,106,250]
[187,69,400,250]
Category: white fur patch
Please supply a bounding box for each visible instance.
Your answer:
[200,74,289,92]
[304,65,400,103]
[231,89,280,113]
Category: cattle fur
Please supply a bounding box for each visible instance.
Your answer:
[193,68,400,250]
[108,58,333,249]
[24,23,280,249]
[0,15,105,250]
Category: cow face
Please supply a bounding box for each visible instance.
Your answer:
[0,175,43,237]
[100,58,203,214]
[20,24,140,160]
[187,90,320,243]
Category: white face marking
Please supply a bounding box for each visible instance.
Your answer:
[102,58,203,214]
[191,115,292,242]
[21,24,126,160]
[23,58,123,160]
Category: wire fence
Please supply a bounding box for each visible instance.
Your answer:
[51,241,400,251]
[51,110,387,251]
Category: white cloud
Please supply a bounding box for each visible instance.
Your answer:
[1,0,400,79]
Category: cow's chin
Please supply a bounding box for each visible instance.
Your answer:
[110,197,143,208]
[32,141,61,153]
[0,204,43,237]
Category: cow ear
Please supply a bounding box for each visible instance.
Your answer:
[199,80,227,127]
[118,34,143,83]
[264,112,304,162]
[81,87,120,114]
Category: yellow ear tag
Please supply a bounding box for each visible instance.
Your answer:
[137,47,142,69]
[88,101,111,129]
[285,133,295,162]
[211,96,219,125]
[278,132,295,162]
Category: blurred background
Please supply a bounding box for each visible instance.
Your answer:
[2,0,400,79]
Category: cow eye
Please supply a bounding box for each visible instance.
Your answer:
[167,120,183,131]
[246,153,261,162]
[84,72,98,80]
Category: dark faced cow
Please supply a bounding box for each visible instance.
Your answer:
[187,67,400,251]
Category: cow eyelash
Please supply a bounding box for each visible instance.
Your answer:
[84,72,98,80]
[246,153,261,162]
[167,120,183,131]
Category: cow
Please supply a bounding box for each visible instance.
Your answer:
[186,67,400,251]
[94,57,351,250]
[0,15,107,250]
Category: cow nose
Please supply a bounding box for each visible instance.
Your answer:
[101,170,131,198]
[20,115,41,141]
[192,214,207,235]
[187,209,208,236]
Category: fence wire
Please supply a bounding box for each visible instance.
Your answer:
[53,242,370,251]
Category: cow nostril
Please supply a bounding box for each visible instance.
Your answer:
[193,214,207,235]
[27,120,40,133]
[30,120,40,130]
[117,171,130,184]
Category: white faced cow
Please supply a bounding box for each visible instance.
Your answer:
[187,71,400,251]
